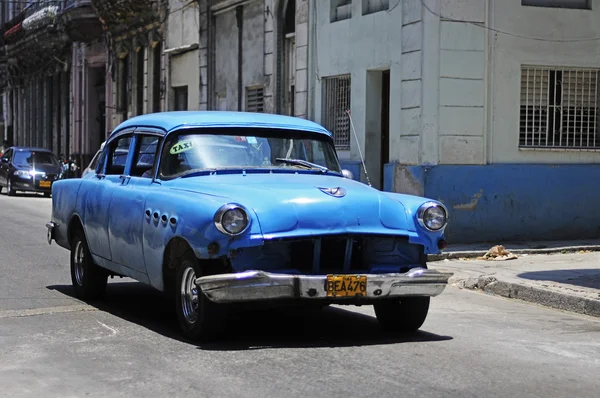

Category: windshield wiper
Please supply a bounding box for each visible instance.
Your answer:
[275,158,329,173]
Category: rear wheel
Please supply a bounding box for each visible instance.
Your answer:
[374,296,430,333]
[70,230,108,300]
[174,250,226,342]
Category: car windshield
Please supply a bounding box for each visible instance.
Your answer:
[158,129,341,179]
[13,151,59,167]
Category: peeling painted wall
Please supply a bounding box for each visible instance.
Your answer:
[390,164,600,244]
[215,10,241,110]
[242,1,265,106]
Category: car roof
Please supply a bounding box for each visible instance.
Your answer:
[109,111,333,140]
[10,147,54,153]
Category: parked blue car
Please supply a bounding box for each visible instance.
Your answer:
[46,111,453,341]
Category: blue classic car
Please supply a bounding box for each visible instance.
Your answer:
[46,111,453,341]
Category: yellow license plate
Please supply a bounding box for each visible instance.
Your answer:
[326,275,367,297]
[39,180,51,188]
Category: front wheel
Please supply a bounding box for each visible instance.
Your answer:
[6,179,15,196]
[174,251,226,342]
[70,230,108,300]
[374,297,430,333]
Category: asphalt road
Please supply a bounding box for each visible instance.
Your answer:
[0,192,599,398]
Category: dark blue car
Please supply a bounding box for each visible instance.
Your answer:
[46,111,452,341]
[0,147,62,197]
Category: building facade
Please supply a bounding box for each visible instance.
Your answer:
[165,0,309,118]
[0,0,105,167]
[90,0,167,132]
[311,0,600,243]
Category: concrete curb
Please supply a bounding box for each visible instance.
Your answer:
[448,274,600,318]
[427,245,600,262]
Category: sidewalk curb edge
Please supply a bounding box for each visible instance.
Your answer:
[428,245,600,262]
[448,274,600,318]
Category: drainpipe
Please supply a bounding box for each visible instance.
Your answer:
[307,0,315,121]
[236,5,243,111]
[198,0,203,110]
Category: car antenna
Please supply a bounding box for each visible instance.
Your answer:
[345,109,372,187]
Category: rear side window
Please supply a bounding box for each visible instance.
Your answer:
[105,135,133,175]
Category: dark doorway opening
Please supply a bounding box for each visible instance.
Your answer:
[380,70,390,189]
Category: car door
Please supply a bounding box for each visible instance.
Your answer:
[0,149,12,186]
[83,131,135,261]
[107,131,162,273]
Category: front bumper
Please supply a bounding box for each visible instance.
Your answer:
[12,178,53,193]
[46,221,56,245]
[196,267,454,303]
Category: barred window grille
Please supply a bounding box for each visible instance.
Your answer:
[245,86,264,113]
[519,66,600,149]
[322,75,351,149]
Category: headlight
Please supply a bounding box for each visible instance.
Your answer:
[14,170,31,179]
[214,204,250,236]
[417,202,448,231]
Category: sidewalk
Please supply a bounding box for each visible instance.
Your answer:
[427,238,600,261]
[429,240,600,318]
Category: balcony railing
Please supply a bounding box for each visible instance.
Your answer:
[91,0,160,31]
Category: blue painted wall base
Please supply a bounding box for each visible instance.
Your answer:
[384,162,600,244]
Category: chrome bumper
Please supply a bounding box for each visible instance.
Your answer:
[196,267,454,303]
[46,221,56,245]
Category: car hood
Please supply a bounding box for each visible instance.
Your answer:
[166,173,424,237]
[17,163,62,174]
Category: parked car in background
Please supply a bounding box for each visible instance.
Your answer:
[81,141,105,178]
[45,111,453,342]
[0,147,62,197]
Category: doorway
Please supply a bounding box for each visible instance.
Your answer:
[365,69,390,190]
[380,70,390,189]
[277,0,295,115]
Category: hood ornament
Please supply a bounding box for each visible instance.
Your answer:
[318,187,347,198]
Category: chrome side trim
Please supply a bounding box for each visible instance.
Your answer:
[195,267,454,303]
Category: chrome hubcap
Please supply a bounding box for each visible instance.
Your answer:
[181,267,199,324]
[74,241,85,286]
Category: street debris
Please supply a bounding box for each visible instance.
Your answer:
[477,245,519,261]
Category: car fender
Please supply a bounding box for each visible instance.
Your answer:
[142,188,265,291]
[50,178,84,249]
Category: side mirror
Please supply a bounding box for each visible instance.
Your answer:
[342,169,354,179]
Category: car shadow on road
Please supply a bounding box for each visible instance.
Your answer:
[2,192,49,199]
[47,281,453,351]
[518,269,600,290]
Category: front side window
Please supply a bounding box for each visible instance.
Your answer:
[158,129,341,179]
[131,135,160,177]
[13,151,59,167]
[1,149,12,162]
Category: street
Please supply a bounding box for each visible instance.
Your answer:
[0,194,599,397]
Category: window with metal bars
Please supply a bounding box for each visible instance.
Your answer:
[245,86,264,113]
[321,75,351,149]
[519,66,600,149]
